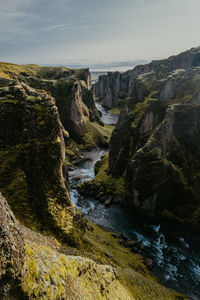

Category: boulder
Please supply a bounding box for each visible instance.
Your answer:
[144,258,153,270]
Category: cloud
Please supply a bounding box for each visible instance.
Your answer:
[41,23,102,32]
[41,24,73,31]
[1,0,200,65]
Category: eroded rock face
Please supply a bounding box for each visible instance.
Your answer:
[94,72,129,108]
[25,76,99,144]
[68,81,89,141]
[105,51,200,228]
[129,104,200,219]
[0,193,25,298]
[109,109,131,177]
[94,46,200,109]
[0,64,100,144]
[0,82,79,240]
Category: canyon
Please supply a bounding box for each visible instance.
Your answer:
[1,47,200,299]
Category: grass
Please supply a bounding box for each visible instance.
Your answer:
[93,155,128,199]
[21,223,187,300]
[0,62,71,80]
[83,121,114,148]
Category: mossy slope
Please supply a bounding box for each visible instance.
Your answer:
[21,229,186,300]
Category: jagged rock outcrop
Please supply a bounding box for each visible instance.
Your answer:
[108,108,131,176]
[76,68,92,90]
[89,48,200,229]
[128,104,200,224]
[0,81,81,242]
[0,63,101,144]
[0,63,188,300]
[94,46,200,109]
[112,71,200,227]
[24,70,100,144]
[0,193,25,298]
[81,81,102,122]
[94,71,129,108]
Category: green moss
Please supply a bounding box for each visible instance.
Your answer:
[65,148,76,158]
[110,107,121,115]
[0,62,73,81]
[0,148,40,230]
[84,155,129,201]
[130,93,156,130]
[85,223,147,274]
[27,95,41,101]
[23,244,39,294]
[130,101,147,129]
[83,122,114,148]
[177,70,200,98]
[117,268,187,300]
[1,99,19,104]
[21,229,186,300]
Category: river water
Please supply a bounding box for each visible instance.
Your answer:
[69,104,200,300]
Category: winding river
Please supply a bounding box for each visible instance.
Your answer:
[69,104,200,300]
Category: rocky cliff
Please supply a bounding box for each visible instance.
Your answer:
[0,63,185,299]
[86,47,200,230]
[93,72,129,108]
[0,81,81,243]
[94,46,200,109]
[0,193,24,298]
[0,63,106,146]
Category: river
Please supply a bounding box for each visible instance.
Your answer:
[69,103,200,300]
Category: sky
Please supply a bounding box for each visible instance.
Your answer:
[1,0,200,66]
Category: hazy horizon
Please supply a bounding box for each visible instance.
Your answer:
[1,0,200,66]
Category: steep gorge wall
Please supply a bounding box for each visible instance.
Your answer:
[107,65,200,228]
[0,81,81,242]
[0,63,101,144]
[85,47,200,230]
[0,63,188,300]
[94,46,200,109]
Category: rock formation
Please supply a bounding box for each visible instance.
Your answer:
[94,46,200,109]
[0,63,102,145]
[88,47,200,230]
[0,62,188,299]
[0,193,25,298]
[0,81,80,243]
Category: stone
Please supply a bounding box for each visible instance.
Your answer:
[0,193,25,298]
[120,233,129,241]
[144,258,153,270]
[97,46,200,230]
[0,82,79,241]
[105,196,112,207]
[126,240,139,248]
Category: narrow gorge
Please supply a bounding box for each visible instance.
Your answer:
[1,46,200,300]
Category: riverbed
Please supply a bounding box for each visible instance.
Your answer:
[69,104,200,300]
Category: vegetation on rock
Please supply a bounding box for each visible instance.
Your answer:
[93,46,200,230]
[0,61,191,299]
